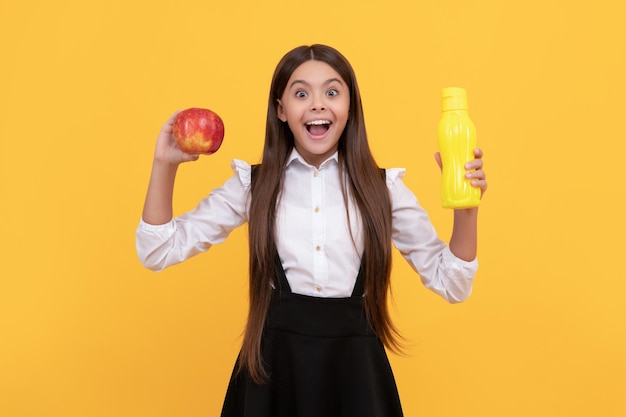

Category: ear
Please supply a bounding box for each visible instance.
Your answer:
[276,99,287,122]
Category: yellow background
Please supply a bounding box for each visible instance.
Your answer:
[1,0,625,416]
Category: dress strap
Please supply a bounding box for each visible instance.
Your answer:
[273,252,292,294]
[350,264,365,297]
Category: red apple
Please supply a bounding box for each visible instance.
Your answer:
[172,108,224,154]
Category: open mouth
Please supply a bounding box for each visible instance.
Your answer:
[306,120,331,136]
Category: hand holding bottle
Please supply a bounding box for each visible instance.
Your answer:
[435,147,487,201]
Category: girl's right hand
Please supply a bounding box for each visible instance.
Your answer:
[153,111,200,165]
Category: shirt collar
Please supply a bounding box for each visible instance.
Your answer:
[286,148,339,169]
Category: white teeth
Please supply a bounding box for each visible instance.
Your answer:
[306,120,331,126]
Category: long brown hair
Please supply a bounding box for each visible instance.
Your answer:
[240,44,401,383]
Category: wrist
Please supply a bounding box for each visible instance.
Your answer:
[152,156,180,171]
[454,206,479,218]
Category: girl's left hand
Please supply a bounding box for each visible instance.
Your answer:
[465,148,487,198]
[435,148,488,198]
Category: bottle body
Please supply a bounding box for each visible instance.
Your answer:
[438,88,481,209]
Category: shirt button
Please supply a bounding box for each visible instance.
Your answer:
[315,286,322,292]
[315,245,321,251]
[314,207,320,213]
[313,171,318,177]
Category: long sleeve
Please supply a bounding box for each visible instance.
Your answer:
[387,168,478,303]
[136,159,251,271]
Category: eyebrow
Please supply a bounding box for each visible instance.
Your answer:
[289,78,344,89]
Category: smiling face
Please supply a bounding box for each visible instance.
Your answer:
[277,60,350,168]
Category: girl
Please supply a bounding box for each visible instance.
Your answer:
[137,44,487,417]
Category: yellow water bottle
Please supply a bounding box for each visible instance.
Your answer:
[438,87,481,209]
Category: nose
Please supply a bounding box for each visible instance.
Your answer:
[311,95,325,111]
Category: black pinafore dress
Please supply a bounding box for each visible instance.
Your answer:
[220,254,404,417]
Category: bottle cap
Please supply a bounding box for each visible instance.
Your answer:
[441,87,468,111]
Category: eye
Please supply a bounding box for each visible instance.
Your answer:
[327,89,339,97]
[295,90,308,98]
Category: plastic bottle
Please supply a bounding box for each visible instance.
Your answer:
[437,87,481,209]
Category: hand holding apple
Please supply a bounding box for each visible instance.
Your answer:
[173,108,225,154]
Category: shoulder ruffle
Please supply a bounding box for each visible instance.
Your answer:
[230,159,252,188]
[385,167,406,188]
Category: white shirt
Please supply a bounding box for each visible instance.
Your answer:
[136,149,478,303]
